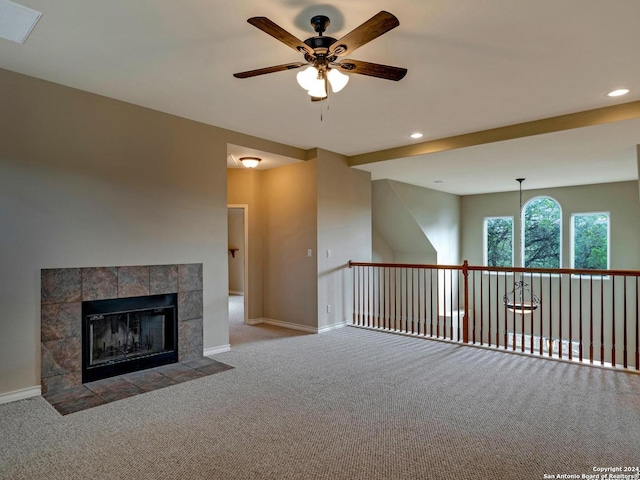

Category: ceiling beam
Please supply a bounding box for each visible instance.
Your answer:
[348,101,640,167]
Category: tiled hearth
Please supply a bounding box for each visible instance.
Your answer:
[41,264,204,396]
[44,357,232,415]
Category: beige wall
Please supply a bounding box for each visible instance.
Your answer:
[228,151,371,330]
[0,68,232,395]
[1,68,326,397]
[262,160,318,327]
[316,149,372,329]
[372,180,461,265]
[372,228,395,263]
[228,208,245,294]
[461,181,640,269]
[227,169,264,320]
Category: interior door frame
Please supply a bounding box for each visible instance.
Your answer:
[228,204,249,324]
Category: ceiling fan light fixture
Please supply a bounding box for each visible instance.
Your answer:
[296,66,318,91]
[239,157,261,168]
[327,68,349,93]
[307,77,327,98]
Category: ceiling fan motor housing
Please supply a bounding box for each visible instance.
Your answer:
[303,35,338,62]
[310,15,330,33]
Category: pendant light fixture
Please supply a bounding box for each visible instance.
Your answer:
[503,178,540,314]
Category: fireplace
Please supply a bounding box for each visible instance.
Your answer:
[82,293,178,383]
[41,263,203,395]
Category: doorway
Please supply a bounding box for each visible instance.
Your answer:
[228,205,248,328]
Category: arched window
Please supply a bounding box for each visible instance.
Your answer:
[522,197,561,268]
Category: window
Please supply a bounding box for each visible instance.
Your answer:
[523,197,561,268]
[484,217,513,267]
[571,212,609,270]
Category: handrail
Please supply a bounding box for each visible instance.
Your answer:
[349,260,640,277]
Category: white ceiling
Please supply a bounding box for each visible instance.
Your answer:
[1,0,639,195]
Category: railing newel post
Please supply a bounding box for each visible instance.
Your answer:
[463,260,469,344]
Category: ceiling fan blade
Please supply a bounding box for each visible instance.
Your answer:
[328,11,399,57]
[247,17,315,56]
[233,62,306,79]
[335,59,407,81]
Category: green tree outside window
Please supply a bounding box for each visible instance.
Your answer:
[485,217,513,267]
[572,213,609,270]
[523,197,561,268]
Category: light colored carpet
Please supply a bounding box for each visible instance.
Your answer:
[228,294,309,346]
[1,312,639,479]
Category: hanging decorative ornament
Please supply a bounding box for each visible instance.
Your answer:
[503,178,541,314]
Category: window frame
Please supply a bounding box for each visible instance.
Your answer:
[521,196,562,269]
[570,211,610,271]
[483,216,514,268]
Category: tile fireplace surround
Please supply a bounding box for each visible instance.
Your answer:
[41,264,203,395]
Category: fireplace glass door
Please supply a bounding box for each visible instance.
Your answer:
[82,294,178,382]
[88,309,169,367]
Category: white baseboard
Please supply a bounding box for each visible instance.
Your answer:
[318,321,347,333]
[261,318,346,334]
[263,318,318,333]
[243,318,347,333]
[204,344,230,356]
[0,385,41,405]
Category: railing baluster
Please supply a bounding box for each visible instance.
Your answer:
[559,274,563,359]
[623,275,628,369]
[568,274,573,361]
[636,276,639,370]
[357,266,362,326]
[579,274,583,362]
[436,269,440,338]
[612,276,616,367]
[589,275,594,364]
[478,270,482,345]
[488,272,497,346]
[410,268,415,334]
[601,276,604,366]
[502,273,507,349]
[430,269,434,337]
[366,266,371,328]
[449,268,454,340]
[352,265,356,325]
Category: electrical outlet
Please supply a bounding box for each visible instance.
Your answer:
[307,249,312,257]
[326,249,331,258]
[327,304,332,313]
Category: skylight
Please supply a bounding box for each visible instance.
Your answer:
[0,0,41,44]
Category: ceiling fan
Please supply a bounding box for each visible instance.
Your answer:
[233,11,407,100]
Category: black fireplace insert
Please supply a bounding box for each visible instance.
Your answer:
[81,293,178,383]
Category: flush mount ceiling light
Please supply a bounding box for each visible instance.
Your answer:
[234,11,407,102]
[240,157,261,168]
[607,88,630,97]
[410,132,424,139]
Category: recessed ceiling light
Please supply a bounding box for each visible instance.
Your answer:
[607,89,630,97]
[410,132,423,139]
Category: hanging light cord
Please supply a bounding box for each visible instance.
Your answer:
[517,178,525,268]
